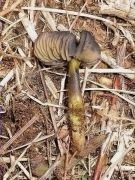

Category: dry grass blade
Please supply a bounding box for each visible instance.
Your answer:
[0,51,33,61]
[81,61,100,95]
[17,162,31,179]
[2,0,10,10]
[3,132,41,179]
[81,67,89,96]
[39,159,60,180]
[41,3,57,31]
[69,0,87,31]
[17,47,33,68]
[2,157,28,163]
[2,16,25,36]
[89,80,135,106]
[0,0,23,17]
[0,115,39,155]
[21,90,65,108]
[19,11,38,42]
[39,65,65,156]
[79,68,135,74]
[102,143,135,180]
[30,0,36,23]
[0,68,15,91]
[6,133,54,153]
[44,75,58,99]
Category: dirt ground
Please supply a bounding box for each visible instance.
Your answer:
[0,0,135,179]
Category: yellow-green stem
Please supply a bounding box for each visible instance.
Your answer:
[68,59,85,153]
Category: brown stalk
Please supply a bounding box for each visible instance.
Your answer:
[55,134,107,179]
[68,58,85,153]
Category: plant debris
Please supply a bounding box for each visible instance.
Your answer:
[1,0,135,179]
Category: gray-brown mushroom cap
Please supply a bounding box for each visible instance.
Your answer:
[75,31,101,64]
[34,31,77,63]
[34,31,101,66]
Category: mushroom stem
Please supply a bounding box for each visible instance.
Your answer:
[68,59,85,153]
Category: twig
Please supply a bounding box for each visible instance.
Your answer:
[63,0,71,29]
[41,67,135,76]
[40,68,66,76]
[79,68,135,74]
[17,162,31,179]
[101,52,135,80]
[14,59,22,91]
[0,16,12,24]
[103,22,120,47]
[58,74,66,116]
[85,87,135,96]
[22,7,114,25]
[9,170,23,180]
[21,90,65,108]
[81,61,101,95]
[2,157,28,164]
[17,47,33,68]
[30,0,36,23]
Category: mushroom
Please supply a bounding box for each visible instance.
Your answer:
[34,30,101,153]
[34,30,100,66]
